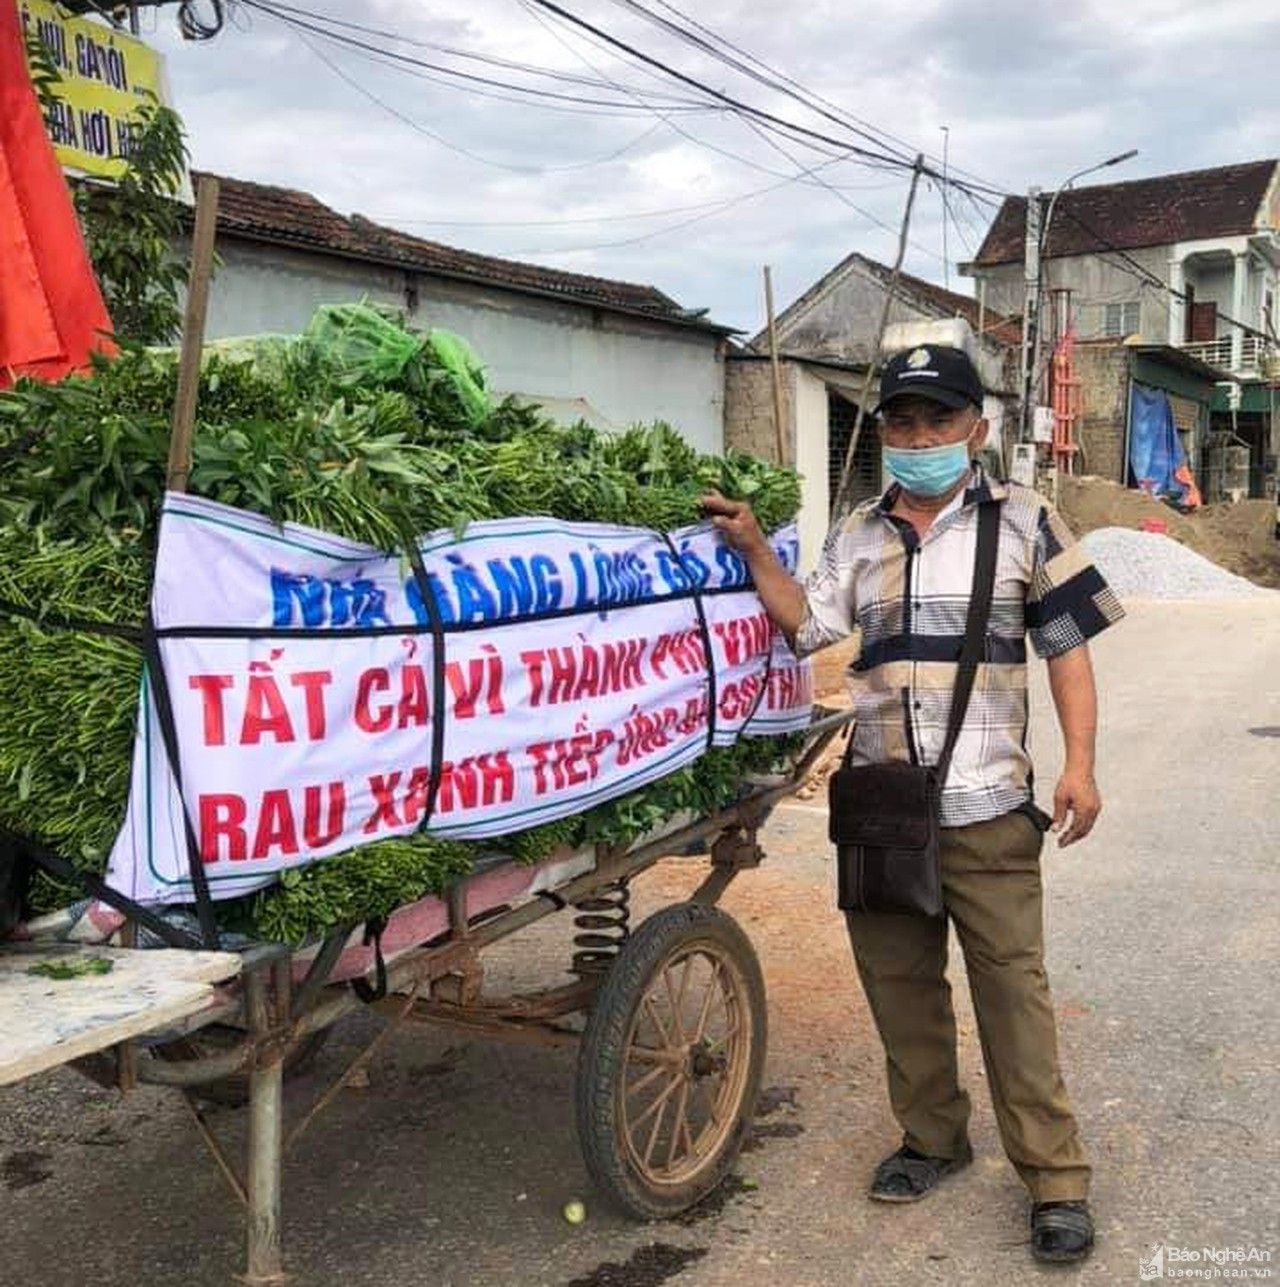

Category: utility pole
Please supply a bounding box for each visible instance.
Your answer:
[1019,185,1043,444]
[832,154,925,518]
[940,126,950,292]
[762,266,788,467]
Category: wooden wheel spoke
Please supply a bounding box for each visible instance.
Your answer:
[660,962,685,1044]
[626,1062,670,1099]
[642,995,674,1051]
[626,1043,671,1067]
[642,1078,677,1168]
[691,960,723,1044]
[664,1078,692,1171]
[703,1021,739,1056]
[629,1070,682,1135]
[672,955,694,1043]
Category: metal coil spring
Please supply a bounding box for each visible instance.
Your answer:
[571,880,631,977]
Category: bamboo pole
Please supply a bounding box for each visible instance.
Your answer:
[763,265,787,466]
[167,174,220,494]
[831,155,925,517]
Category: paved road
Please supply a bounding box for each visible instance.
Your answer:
[3,601,1278,1286]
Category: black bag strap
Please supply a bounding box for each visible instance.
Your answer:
[935,499,1001,786]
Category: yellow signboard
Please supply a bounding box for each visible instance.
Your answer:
[19,0,167,180]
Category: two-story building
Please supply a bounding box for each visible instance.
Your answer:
[965,160,1280,499]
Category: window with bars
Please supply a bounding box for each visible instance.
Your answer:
[1102,301,1141,338]
[828,390,881,515]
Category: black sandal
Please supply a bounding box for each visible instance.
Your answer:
[1031,1200,1094,1263]
[868,1145,971,1203]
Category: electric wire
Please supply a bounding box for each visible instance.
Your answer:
[239,0,716,113]
[520,0,920,173]
[290,23,670,175]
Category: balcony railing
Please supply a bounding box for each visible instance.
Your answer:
[1180,334,1274,375]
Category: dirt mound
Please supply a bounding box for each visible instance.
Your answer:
[1057,476,1280,589]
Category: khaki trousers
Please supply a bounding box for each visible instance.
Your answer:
[846,808,1091,1202]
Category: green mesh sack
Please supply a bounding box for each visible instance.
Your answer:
[302,303,424,386]
[425,327,489,426]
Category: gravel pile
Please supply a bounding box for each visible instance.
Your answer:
[1081,527,1275,600]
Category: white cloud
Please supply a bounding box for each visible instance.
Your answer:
[138,0,1280,331]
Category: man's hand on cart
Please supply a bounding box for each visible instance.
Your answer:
[700,491,807,644]
[700,489,769,557]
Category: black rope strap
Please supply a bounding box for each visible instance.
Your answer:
[140,618,220,950]
[4,828,204,951]
[0,597,144,645]
[402,539,448,832]
[656,532,718,752]
[349,916,388,1003]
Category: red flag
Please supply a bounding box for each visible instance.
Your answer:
[0,0,116,387]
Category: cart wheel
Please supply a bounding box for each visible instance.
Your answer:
[575,902,766,1220]
[152,1023,333,1107]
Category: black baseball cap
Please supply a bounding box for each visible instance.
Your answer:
[873,345,984,415]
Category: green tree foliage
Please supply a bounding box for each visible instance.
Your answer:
[23,28,188,346]
[73,99,188,346]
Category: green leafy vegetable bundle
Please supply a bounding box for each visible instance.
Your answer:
[0,305,803,944]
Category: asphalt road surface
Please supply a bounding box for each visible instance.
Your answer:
[2,600,1277,1286]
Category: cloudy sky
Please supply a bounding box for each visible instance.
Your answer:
[138,0,1280,332]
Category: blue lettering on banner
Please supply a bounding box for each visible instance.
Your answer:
[271,569,391,628]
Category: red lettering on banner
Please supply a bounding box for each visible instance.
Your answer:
[252,789,299,859]
[528,731,614,794]
[189,674,234,746]
[401,766,431,827]
[397,665,429,729]
[290,670,332,740]
[302,782,346,847]
[522,638,646,706]
[241,668,296,745]
[546,647,576,704]
[713,612,771,667]
[355,668,392,733]
[650,629,705,679]
[765,665,811,712]
[363,772,403,833]
[445,646,505,719]
[616,703,701,768]
[199,794,247,862]
[436,752,515,813]
[573,645,600,701]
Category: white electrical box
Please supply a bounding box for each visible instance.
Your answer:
[1011,443,1037,488]
[1033,406,1056,444]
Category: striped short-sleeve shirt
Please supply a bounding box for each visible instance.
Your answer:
[795,466,1124,826]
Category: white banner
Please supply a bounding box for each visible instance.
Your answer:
[106,494,812,904]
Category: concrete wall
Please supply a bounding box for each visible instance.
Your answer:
[793,366,831,572]
[198,237,726,454]
[1073,340,1131,482]
[975,247,1171,344]
[723,357,830,572]
[723,357,792,465]
[778,270,923,367]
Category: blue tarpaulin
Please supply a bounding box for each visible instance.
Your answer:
[1128,382,1199,505]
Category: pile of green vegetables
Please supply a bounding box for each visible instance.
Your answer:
[0,305,803,945]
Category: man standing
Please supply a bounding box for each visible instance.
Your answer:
[703,345,1122,1265]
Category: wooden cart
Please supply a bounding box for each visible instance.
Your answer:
[2,707,848,1284]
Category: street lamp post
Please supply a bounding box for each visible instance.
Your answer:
[1019,149,1139,444]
